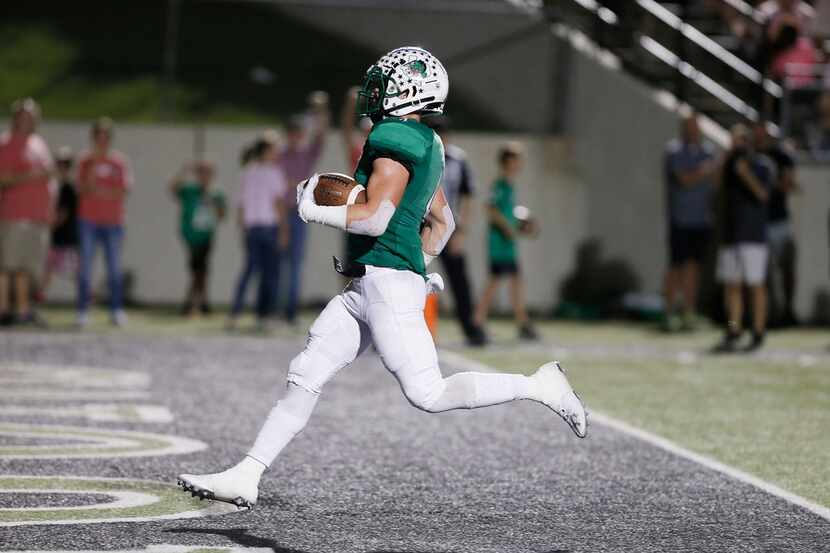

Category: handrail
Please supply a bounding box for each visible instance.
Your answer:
[716,0,765,24]
[639,35,759,120]
[636,0,781,97]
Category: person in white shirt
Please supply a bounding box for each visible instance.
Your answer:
[227,133,289,330]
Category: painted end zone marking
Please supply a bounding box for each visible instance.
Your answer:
[3,547,274,553]
[439,349,830,523]
[0,423,206,459]
[0,476,236,527]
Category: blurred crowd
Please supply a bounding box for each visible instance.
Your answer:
[663,112,799,352]
[703,0,830,154]
[0,93,543,346]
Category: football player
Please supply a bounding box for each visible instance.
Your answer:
[178,47,588,509]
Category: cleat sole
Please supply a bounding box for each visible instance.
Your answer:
[176,477,254,510]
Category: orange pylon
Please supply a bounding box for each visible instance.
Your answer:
[424,293,439,340]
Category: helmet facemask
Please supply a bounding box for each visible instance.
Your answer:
[357,66,397,123]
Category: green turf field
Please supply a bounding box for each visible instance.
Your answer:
[15,306,830,510]
[458,321,830,511]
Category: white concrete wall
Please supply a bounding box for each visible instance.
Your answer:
[566,47,679,296]
[791,166,830,320]
[33,122,585,312]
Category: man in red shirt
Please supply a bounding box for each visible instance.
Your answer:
[0,98,54,326]
[76,117,132,327]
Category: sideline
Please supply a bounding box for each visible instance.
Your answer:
[439,349,830,523]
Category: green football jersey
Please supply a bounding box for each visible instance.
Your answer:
[488,178,518,263]
[346,118,445,276]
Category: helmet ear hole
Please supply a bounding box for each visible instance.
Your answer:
[399,89,410,100]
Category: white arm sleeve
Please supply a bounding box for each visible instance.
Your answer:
[346,199,396,237]
[422,204,455,267]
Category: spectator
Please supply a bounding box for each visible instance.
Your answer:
[169,160,226,317]
[662,114,718,332]
[76,118,132,328]
[41,146,79,300]
[0,98,54,327]
[227,134,289,330]
[426,115,486,346]
[761,0,817,86]
[753,123,799,327]
[714,124,775,353]
[279,92,330,324]
[473,143,538,341]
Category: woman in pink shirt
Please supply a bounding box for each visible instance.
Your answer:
[227,134,289,330]
[76,117,132,328]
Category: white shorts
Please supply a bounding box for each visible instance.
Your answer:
[717,244,769,285]
[286,265,447,410]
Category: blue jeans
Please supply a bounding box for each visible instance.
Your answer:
[231,225,280,318]
[282,210,307,322]
[77,220,124,314]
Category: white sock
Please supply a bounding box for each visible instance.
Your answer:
[247,384,319,467]
[429,372,533,411]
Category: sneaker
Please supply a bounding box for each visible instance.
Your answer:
[529,361,588,438]
[76,312,90,329]
[680,312,698,332]
[178,459,262,509]
[661,313,681,333]
[224,317,239,332]
[112,310,128,327]
[16,312,48,329]
[519,323,539,341]
[466,326,489,347]
[744,332,765,352]
[712,331,742,353]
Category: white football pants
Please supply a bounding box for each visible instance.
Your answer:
[248,266,533,467]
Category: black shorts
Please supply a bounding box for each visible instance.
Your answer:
[669,227,711,266]
[188,242,212,273]
[490,260,519,276]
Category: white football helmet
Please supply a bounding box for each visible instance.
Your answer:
[357,46,449,121]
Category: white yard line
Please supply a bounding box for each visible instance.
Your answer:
[439,349,830,523]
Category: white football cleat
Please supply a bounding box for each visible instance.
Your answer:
[530,361,589,438]
[177,464,260,510]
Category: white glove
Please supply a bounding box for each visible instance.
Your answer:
[425,273,444,295]
[296,174,348,230]
[296,174,319,222]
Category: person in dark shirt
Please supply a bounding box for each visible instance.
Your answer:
[753,123,799,327]
[715,125,774,352]
[426,116,486,346]
[662,115,718,332]
[41,146,78,299]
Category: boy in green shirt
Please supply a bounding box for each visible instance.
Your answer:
[169,160,226,316]
[474,143,538,340]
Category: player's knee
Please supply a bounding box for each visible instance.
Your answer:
[286,351,329,395]
[401,377,447,413]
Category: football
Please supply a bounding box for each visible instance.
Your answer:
[514,205,540,238]
[314,173,367,206]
